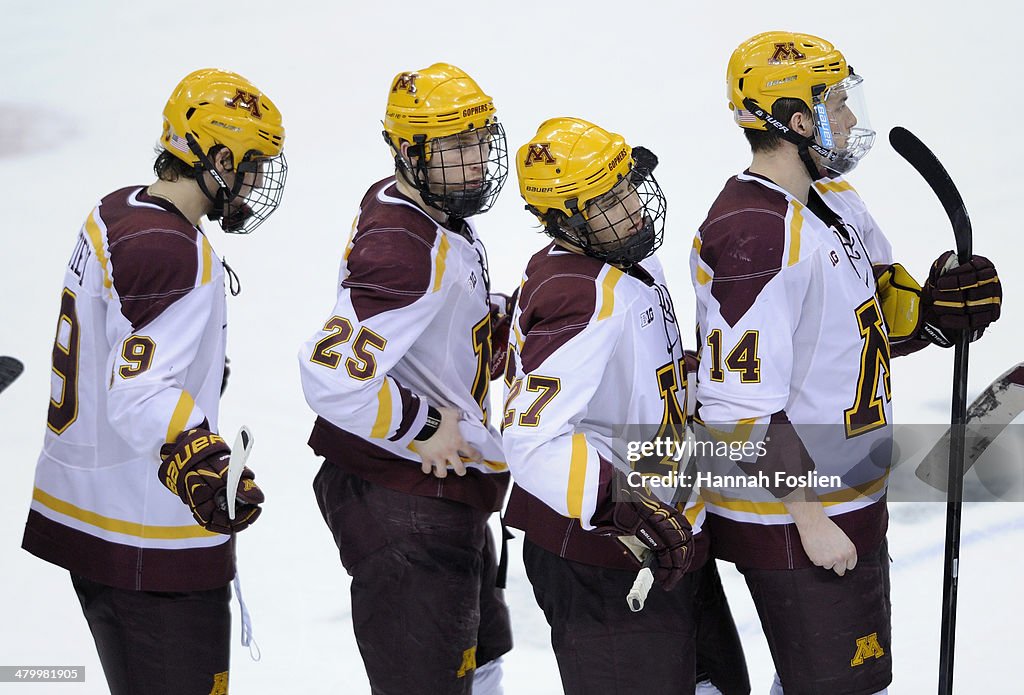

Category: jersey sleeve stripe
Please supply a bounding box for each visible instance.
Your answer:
[200,235,213,285]
[32,487,216,539]
[566,432,589,518]
[432,235,450,292]
[165,390,196,443]
[370,380,393,439]
[787,202,804,267]
[84,210,113,292]
[597,267,624,321]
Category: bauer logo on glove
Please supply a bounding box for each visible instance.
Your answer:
[158,427,265,534]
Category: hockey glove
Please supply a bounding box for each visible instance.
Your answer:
[920,251,1002,347]
[874,263,923,342]
[591,473,693,591]
[158,427,264,534]
[489,289,518,381]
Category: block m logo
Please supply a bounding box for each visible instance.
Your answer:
[769,42,807,64]
[392,72,419,95]
[225,89,262,118]
[850,632,885,667]
[523,143,556,167]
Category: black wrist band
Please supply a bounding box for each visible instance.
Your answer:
[414,405,442,441]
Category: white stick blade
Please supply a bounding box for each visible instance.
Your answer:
[227,426,254,521]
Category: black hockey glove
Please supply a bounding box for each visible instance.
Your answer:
[920,251,1002,347]
[159,427,264,534]
[591,472,693,591]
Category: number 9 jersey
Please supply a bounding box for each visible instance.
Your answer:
[23,187,234,591]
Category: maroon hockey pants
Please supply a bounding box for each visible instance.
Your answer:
[72,573,231,695]
[314,462,513,695]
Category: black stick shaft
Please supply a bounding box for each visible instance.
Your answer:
[938,332,970,693]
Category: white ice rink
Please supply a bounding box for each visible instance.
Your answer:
[2,1,1022,692]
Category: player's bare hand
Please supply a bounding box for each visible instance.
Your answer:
[414,407,481,479]
[795,514,858,576]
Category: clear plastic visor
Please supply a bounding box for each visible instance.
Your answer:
[813,74,876,175]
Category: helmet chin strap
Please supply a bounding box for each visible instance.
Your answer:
[186,134,246,222]
[742,98,836,181]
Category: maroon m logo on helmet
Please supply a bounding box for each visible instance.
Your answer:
[392,72,419,95]
[523,143,556,167]
[769,42,807,64]
[225,89,263,119]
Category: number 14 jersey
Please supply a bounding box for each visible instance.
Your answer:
[690,172,896,566]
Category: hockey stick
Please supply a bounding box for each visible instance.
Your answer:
[889,126,971,695]
[0,357,24,394]
[226,426,254,521]
[916,362,1024,491]
[224,426,260,657]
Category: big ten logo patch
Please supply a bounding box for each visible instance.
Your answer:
[639,306,655,328]
[456,645,477,678]
[850,632,885,667]
[207,671,229,695]
[523,143,556,167]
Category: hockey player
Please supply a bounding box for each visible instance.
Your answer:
[22,68,286,694]
[690,32,1002,694]
[298,63,513,694]
[503,117,748,695]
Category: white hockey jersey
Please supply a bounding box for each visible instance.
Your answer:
[690,172,894,568]
[299,178,508,511]
[23,186,234,591]
[502,243,706,569]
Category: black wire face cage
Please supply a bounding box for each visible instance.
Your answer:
[403,121,508,221]
[549,165,667,268]
[215,151,288,234]
[186,134,288,235]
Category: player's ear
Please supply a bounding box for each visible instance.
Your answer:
[212,146,235,173]
[790,110,814,138]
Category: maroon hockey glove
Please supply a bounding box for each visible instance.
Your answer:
[921,251,1001,347]
[158,427,264,534]
[489,289,518,381]
[591,473,693,590]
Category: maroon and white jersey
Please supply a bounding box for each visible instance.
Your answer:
[23,187,234,591]
[299,178,508,512]
[502,243,707,570]
[690,172,894,569]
